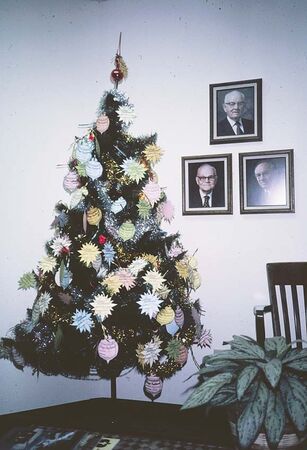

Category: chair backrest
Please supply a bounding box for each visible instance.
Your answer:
[267,262,307,349]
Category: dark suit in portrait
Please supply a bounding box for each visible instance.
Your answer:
[217,117,254,137]
[189,188,225,208]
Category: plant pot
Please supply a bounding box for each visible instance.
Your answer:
[229,420,306,449]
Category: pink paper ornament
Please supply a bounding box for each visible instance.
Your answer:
[142,181,161,205]
[144,375,163,400]
[63,170,81,193]
[96,115,110,134]
[159,200,175,222]
[97,337,119,363]
[175,307,185,328]
[176,345,188,366]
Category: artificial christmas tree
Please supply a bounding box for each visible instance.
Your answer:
[0,52,211,400]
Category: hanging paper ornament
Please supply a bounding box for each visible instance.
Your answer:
[188,255,198,270]
[18,272,36,290]
[96,115,110,134]
[121,158,146,183]
[117,105,136,125]
[97,265,108,280]
[176,345,188,366]
[78,242,100,267]
[197,329,212,348]
[157,200,175,223]
[168,242,184,258]
[70,186,88,209]
[87,207,102,226]
[118,221,135,241]
[166,339,182,360]
[38,256,57,274]
[142,181,161,205]
[102,242,116,266]
[137,291,162,319]
[103,273,121,294]
[71,309,93,333]
[50,235,72,256]
[83,210,87,234]
[85,158,103,180]
[190,270,201,290]
[166,320,180,336]
[98,337,119,363]
[58,292,73,305]
[144,375,163,401]
[137,337,162,367]
[175,307,185,328]
[91,252,102,273]
[53,211,69,228]
[111,197,126,214]
[32,292,52,320]
[143,144,163,165]
[76,137,94,163]
[63,170,81,193]
[55,262,72,289]
[117,268,136,290]
[76,162,87,177]
[141,253,159,268]
[175,260,189,280]
[137,199,151,219]
[156,306,175,326]
[90,294,115,321]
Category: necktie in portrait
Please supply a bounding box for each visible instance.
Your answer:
[203,195,210,207]
[235,121,242,135]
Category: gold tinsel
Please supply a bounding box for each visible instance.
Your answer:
[114,243,135,266]
[46,304,71,325]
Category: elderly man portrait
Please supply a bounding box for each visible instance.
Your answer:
[217,89,254,137]
[247,159,286,206]
[189,163,225,208]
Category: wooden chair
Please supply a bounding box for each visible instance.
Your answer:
[254,262,307,349]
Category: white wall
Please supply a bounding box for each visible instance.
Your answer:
[1,0,307,414]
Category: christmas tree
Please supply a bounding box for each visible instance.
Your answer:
[0,51,211,400]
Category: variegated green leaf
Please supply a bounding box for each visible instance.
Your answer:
[181,372,233,410]
[237,366,259,400]
[280,376,307,432]
[94,135,101,158]
[206,349,263,363]
[231,335,265,359]
[264,336,289,358]
[283,348,307,364]
[237,381,269,448]
[265,391,286,448]
[261,358,282,388]
[286,359,307,372]
[208,384,237,406]
[199,361,239,375]
[18,272,36,290]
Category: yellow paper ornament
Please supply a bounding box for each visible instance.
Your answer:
[87,207,102,226]
[103,274,122,294]
[156,306,175,326]
[143,144,163,165]
[118,221,135,241]
[175,261,189,280]
[78,242,100,267]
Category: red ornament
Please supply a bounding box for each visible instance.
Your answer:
[111,67,124,83]
[98,234,107,245]
[61,247,70,255]
[88,133,95,141]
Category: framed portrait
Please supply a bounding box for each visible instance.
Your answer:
[182,154,232,215]
[239,149,295,214]
[210,78,262,145]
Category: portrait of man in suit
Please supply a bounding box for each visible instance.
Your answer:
[217,89,254,137]
[189,163,225,208]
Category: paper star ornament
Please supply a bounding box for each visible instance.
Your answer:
[70,186,88,209]
[175,260,189,280]
[137,336,162,367]
[103,273,121,294]
[142,181,161,205]
[117,268,136,290]
[166,339,182,360]
[121,158,146,183]
[117,105,137,125]
[143,144,163,165]
[18,272,36,290]
[157,200,175,223]
[129,258,148,276]
[102,242,116,266]
[72,309,93,333]
[51,235,71,256]
[141,253,159,268]
[78,242,100,267]
[90,294,115,321]
[137,291,162,319]
[38,256,57,274]
[143,269,165,291]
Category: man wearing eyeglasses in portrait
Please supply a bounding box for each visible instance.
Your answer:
[189,163,225,208]
[217,90,254,136]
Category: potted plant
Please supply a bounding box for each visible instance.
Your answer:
[182,335,307,449]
